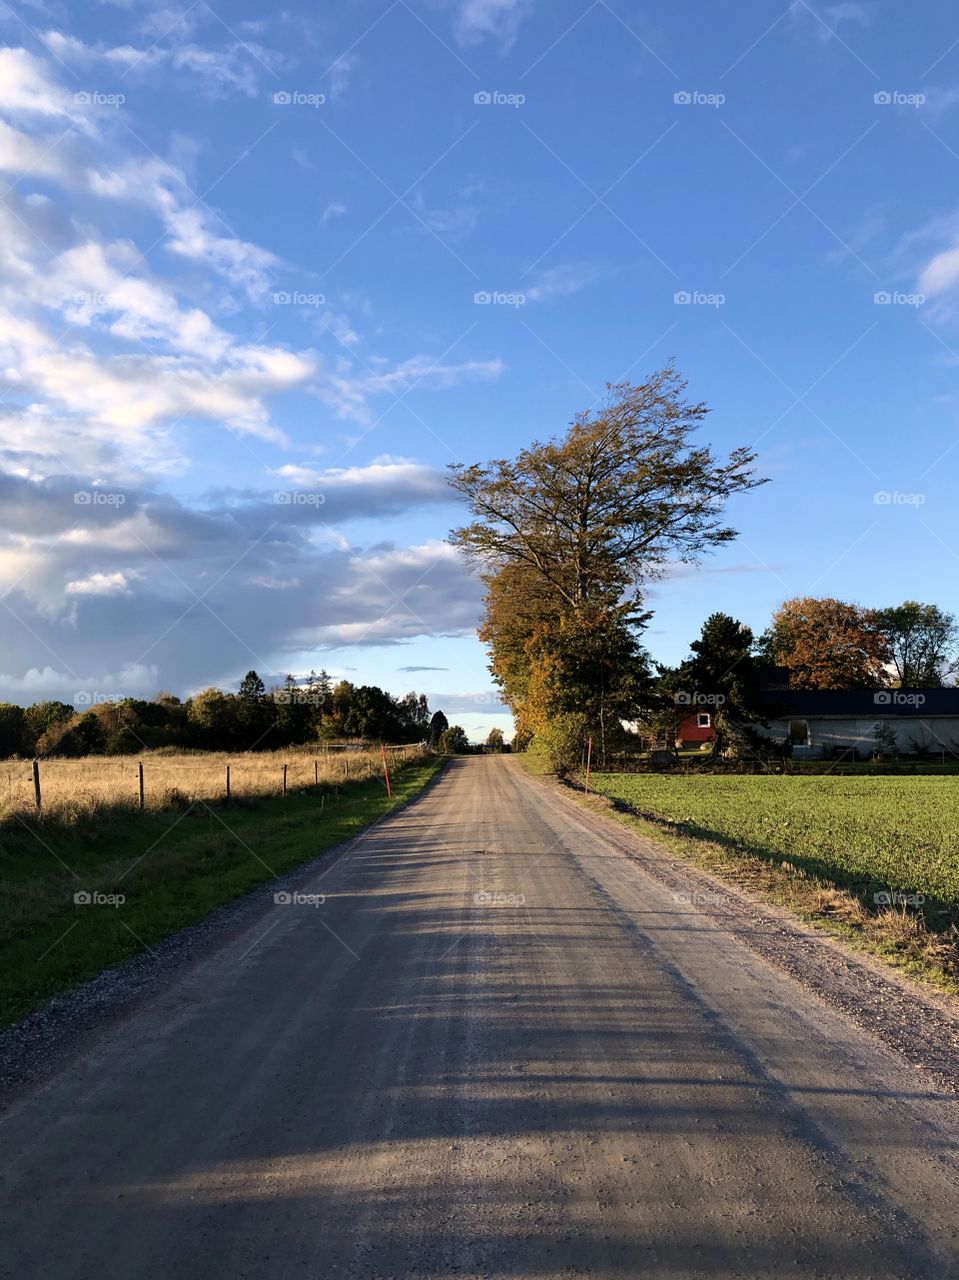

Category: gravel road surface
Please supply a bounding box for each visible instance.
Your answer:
[1,755,958,1279]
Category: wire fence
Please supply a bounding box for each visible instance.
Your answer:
[0,742,429,820]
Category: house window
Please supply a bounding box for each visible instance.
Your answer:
[789,720,810,746]
[697,713,711,728]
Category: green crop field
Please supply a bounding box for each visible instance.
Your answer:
[590,774,959,918]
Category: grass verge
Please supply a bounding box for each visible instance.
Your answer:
[0,757,445,1029]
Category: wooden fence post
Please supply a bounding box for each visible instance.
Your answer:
[225,765,231,802]
[138,761,144,811]
[381,742,392,799]
[345,758,350,781]
[32,759,41,810]
[282,764,288,797]
[584,737,593,795]
[314,759,318,786]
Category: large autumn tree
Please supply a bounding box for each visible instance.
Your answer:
[760,597,889,689]
[449,366,766,766]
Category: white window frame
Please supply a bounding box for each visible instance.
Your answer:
[697,713,711,728]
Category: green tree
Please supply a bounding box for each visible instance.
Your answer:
[523,606,653,766]
[272,675,314,746]
[326,680,355,736]
[236,670,273,749]
[187,688,238,750]
[674,613,765,757]
[303,669,332,734]
[0,703,26,758]
[341,685,402,740]
[485,726,505,752]
[439,725,470,754]
[23,700,74,754]
[397,692,431,738]
[41,711,106,757]
[877,601,958,687]
[428,709,449,748]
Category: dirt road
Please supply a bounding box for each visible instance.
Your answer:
[2,756,958,1278]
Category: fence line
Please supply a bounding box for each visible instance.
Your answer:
[7,742,429,820]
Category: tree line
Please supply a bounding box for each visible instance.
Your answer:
[0,672,453,759]
[650,600,957,759]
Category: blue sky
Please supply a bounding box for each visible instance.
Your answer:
[1,0,958,739]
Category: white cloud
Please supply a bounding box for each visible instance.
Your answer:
[0,662,159,697]
[321,200,347,223]
[0,41,490,692]
[0,46,93,128]
[455,0,530,48]
[41,30,163,69]
[363,354,504,394]
[526,262,602,301]
[311,353,504,424]
[918,243,959,297]
[87,158,282,302]
[65,569,142,596]
[327,52,356,100]
[789,0,872,40]
[273,459,455,510]
[40,26,282,98]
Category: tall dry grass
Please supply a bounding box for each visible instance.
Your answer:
[0,743,427,824]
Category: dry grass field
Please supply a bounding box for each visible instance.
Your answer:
[0,743,426,823]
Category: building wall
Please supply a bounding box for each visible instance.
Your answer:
[676,712,716,748]
[761,716,959,758]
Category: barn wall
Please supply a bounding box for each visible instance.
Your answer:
[760,716,959,758]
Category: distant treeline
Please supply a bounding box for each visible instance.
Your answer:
[0,671,447,759]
